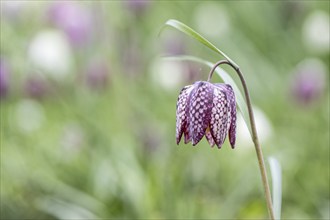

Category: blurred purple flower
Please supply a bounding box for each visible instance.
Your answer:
[163,35,185,56]
[122,44,142,78]
[176,81,237,149]
[138,124,163,155]
[280,1,304,26]
[23,75,49,99]
[84,59,109,90]
[185,62,202,82]
[125,0,150,16]
[290,59,327,106]
[0,59,10,99]
[48,2,93,47]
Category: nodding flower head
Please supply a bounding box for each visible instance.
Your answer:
[176,81,237,149]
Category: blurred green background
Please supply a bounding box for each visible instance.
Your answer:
[1,1,329,219]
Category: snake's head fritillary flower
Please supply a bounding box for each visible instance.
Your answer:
[176,81,237,149]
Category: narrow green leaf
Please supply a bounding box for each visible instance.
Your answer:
[163,55,251,135]
[268,157,282,220]
[163,19,239,69]
[36,197,98,220]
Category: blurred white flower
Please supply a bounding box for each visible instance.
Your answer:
[28,30,73,80]
[236,106,273,148]
[150,59,187,91]
[1,0,27,20]
[15,99,45,133]
[194,2,230,39]
[302,11,330,53]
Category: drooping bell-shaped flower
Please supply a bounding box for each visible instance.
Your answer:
[176,81,236,149]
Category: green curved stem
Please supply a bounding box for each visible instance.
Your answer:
[208,60,275,220]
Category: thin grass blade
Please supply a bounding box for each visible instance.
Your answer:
[268,157,282,220]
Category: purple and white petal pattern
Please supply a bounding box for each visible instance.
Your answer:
[189,81,213,146]
[176,85,193,144]
[175,81,237,149]
[210,87,229,148]
[215,83,237,148]
[205,128,215,147]
[184,127,192,144]
[225,85,237,148]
